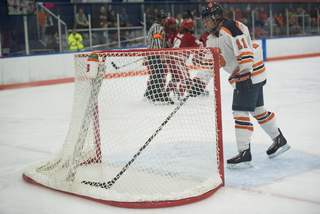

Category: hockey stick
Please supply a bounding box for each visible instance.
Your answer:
[186,9,194,20]
[81,94,191,189]
[111,56,147,70]
[66,63,106,182]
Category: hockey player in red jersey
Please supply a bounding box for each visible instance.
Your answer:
[199,31,210,47]
[192,2,290,169]
[165,18,203,99]
[172,19,203,48]
[165,17,179,48]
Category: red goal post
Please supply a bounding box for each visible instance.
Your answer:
[23,47,224,208]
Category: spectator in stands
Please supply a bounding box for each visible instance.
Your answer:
[254,26,264,38]
[151,8,159,23]
[289,9,301,35]
[74,8,89,29]
[46,30,59,53]
[253,6,259,20]
[191,8,198,19]
[259,7,268,22]
[182,9,191,19]
[119,8,132,28]
[176,13,183,29]
[107,9,117,28]
[68,27,84,52]
[107,9,117,45]
[265,14,279,35]
[144,7,153,28]
[228,6,234,20]
[93,6,108,28]
[243,7,251,23]
[235,7,243,21]
[253,6,264,27]
[310,6,319,26]
[289,10,299,28]
[276,12,284,27]
[93,6,108,44]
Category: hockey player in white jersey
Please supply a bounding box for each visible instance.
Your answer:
[195,2,290,169]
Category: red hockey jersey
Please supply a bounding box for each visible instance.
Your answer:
[172,31,203,48]
[165,28,179,48]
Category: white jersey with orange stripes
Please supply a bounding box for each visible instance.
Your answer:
[206,20,267,88]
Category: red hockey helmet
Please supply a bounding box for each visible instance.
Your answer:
[182,18,195,30]
[166,17,176,24]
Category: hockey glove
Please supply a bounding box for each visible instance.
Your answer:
[186,78,206,97]
[234,72,253,93]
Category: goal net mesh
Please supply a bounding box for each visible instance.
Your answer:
[23,48,223,208]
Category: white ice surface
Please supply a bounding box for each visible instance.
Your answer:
[0,57,320,214]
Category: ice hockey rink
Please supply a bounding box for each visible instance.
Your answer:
[0,56,319,214]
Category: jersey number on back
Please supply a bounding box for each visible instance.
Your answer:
[173,34,183,48]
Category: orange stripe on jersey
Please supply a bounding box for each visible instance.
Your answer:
[235,125,254,131]
[252,60,265,76]
[258,112,275,124]
[228,69,240,84]
[235,21,243,32]
[236,51,254,59]
[221,27,232,36]
[234,117,250,122]
[204,58,213,62]
[252,67,265,76]
[238,59,254,65]
[253,110,267,119]
[153,33,163,40]
[253,60,264,68]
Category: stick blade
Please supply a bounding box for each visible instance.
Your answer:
[81,180,112,189]
[111,62,119,69]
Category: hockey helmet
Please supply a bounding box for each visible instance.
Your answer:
[155,11,168,21]
[182,18,195,31]
[201,2,224,34]
[166,17,176,24]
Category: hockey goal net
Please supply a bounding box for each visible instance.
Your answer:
[23,48,224,208]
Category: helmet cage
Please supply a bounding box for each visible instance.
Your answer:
[201,3,223,34]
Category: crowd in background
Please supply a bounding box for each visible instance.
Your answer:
[223,5,320,38]
[3,2,320,55]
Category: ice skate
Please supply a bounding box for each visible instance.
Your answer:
[149,91,174,105]
[227,145,253,169]
[201,89,210,96]
[267,128,290,159]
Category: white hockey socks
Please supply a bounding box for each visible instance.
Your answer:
[250,106,280,140]
[233,111,253,152]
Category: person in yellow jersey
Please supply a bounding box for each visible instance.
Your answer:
[68,27,84,51]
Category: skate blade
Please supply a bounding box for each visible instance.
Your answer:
[227,161,253,169]
[268,144,291,159]
[143,97,174,105]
